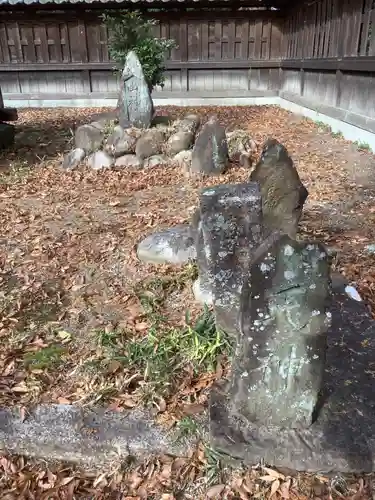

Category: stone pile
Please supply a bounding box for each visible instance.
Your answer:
[62,51,256,174]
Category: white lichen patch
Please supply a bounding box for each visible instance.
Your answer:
[260,262,271,273]
[202,188,217,196]
[284,270,295,280]
[284,245,294,256]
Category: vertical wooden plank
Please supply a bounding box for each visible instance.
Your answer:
[179,18,188,62]
[215,20,222,62]
[60,22,70,63]
[248,20,255,59]
[169,19,180,62]
[86,23,100,62]
[349,0,364,56]
[323,0,331,57]
[342,0,351,57]
[254,19,262,59]
[241,19,249,60]
[47,24,62,63]
[318,0,325,57]
[34,23,49,63]
[331,0,341,57]
[8,23,24,63]
[21,24,36,63]
[270,21,281,59]
[0,23,11,63]
[78,20,88,63]
[305,5,313,58]
[201,21,209,61]
[313,1,320,57]
[227,20,236,60]
[336,70,342,107]
[300,68,305,96]
[360,0,372,55]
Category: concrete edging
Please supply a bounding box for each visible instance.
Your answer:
[0,404,199,468]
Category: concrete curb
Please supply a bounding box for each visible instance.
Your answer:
[0,404,198,468]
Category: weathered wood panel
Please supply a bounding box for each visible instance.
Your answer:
[280,0,375,122]
[0,11,282,66]
[0,8,283,98]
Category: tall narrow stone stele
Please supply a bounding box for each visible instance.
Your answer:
[117,50,153,129]
[229,234,331,428]
[199,183,263,339]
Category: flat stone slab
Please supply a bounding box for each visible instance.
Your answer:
[0,404,194,468]
[210,288,375,473]
[137,225,196,265]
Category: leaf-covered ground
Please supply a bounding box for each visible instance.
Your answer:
[1,106,375,498]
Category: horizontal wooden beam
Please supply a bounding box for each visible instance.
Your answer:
[3,89,278,101]
[0,60,281,72]
[4,58,375,74]
[282,57,375,72]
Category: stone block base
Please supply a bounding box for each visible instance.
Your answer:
[210,289,375,473]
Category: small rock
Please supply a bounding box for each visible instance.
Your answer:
[173,150,192,174]
[151,115,173,127]
[167,130,194,156]
[87,151,113,170]
[226,129,257,163]
[62,148,85,169]
[345,285,362,302]
[115,154,142,168]
[191,116,228,175]
[137,225,196,265]
[105,125,138,157]
[175,114,200,134]
[143,155,168,168]
[365,244,375,254]
[135,129,165,160]
[75,123,104,153]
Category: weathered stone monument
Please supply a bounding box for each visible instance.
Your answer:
[191,116,229,175]
[194,179,375,472]
[117,51,154,129]
[250,138,308,237]
[230,235,330,428]
[198,183,263,339]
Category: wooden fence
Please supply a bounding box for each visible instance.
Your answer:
[280,0,375,121]
[2,0,375,130]
[0,8,283,99]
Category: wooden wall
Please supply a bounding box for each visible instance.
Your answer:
[0,8,283,99]
[280,0,375,120]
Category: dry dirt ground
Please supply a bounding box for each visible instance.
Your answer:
[1,105,375,498]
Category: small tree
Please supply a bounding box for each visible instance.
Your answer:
[102,10,177,91]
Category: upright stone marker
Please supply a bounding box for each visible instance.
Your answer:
[191,117,229,175]
[250,138,308,237]
[230,234,331,428]
[199,183,263,339]
[118,51,153,129]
